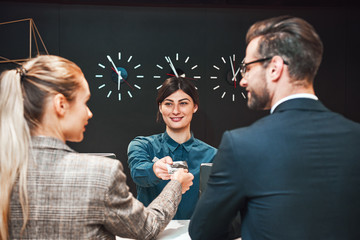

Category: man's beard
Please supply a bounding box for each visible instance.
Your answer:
[247,82,270,110]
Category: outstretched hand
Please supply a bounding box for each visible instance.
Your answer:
[153,156,173,180]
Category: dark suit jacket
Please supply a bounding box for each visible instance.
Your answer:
[189,98,360,240]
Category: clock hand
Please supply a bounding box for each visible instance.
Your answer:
[233,67,240,88]
[107,54,123,89]
[229,56,236,88]
[165,56,179,78]
[107,55,120,75]
[111,67,134,90]
[118,70,121,91]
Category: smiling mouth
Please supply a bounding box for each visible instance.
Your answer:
[170,117,183,122]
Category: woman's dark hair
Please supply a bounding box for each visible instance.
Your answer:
[156,77,199,122]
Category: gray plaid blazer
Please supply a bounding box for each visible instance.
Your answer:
[9,136,182,240]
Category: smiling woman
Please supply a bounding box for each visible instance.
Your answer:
[127,77,217,220]
[158,84,198,139]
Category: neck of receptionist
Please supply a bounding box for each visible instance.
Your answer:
[166,126,191,144]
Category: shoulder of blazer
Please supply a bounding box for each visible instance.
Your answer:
[273,98,329,114]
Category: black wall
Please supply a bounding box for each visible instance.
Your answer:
[1,1,359,195]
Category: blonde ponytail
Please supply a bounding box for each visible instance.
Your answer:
[0,54,83,239]
[0,69,30,240]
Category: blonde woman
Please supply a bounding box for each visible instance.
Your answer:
[0,55,193,240]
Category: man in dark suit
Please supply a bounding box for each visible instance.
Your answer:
[189,15,360,240]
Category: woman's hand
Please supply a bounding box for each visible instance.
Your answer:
[153,156,173,180]
[171,169,194,194]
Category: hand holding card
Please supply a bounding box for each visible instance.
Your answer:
[167,161,189,174]
[153,156,173,180]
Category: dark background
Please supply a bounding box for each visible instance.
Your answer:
[1,0,359,195]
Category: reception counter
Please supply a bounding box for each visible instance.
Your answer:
[116,220,190,240]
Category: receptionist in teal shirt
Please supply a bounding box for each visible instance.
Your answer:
[127,77,217,219]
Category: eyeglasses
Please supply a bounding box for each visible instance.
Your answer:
[240,56,288,78]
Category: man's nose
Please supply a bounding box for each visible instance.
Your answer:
[240,77,247,87]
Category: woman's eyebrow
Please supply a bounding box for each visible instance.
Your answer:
[164,98,190,102]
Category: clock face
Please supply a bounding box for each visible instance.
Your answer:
[209,54,246,102]
[152,53,202,90]
[95,52,144,101]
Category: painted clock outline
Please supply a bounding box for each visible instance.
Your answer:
[210,54,246,102]
[95,52,144,101]
[152,53,202,90]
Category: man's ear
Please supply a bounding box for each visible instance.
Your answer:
[268,56,285,82]
[53,93,68,117]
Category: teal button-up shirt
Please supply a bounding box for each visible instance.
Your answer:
[127,131,217,219]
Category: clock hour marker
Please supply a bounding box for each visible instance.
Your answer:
[213,65,220,70]
[118,93,121,101]
[153,76,161,79]
[191,65,198,70]
[210,76,217,79]
[127,56,132,62]
[221,57,226,64]
[134,84,141,89]
[134,64,141,69]
[156,85,162,90]
[98,63,105,68]
[98,84,105,89]
[213,85,220,90]
[232,94,235,102]
[241,92,246,99]
[194,76,201,79]
[128,91,133,98]
[95,75,103,78]
[195,86,198,90]
[221,92,226,98]
[107,91,112,98]
[185,56,190,63]
[118,52,121,60]
[176,53,179,61]
[233,54,236,61]
[156,64,163,69]
[136,75,144,78]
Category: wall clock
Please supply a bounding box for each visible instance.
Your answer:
[209,54,246,102]
[152,53,202,90]
[95,52,144,101]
